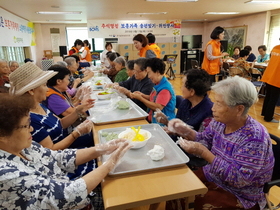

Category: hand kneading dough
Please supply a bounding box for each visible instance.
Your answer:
[147,145,165,161]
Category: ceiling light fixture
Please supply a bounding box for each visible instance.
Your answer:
[36,11,82,15]
[127,12,167,15]
[204,12,240,15]
[147,0,197,2]
[245,0,280,3]
[46,20,82,22]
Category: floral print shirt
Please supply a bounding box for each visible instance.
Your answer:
[0,141,90,209]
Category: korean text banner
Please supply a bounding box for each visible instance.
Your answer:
[87,20,181,38]
[0,8,36,47]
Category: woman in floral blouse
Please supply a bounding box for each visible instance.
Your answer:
[0,94,131,209]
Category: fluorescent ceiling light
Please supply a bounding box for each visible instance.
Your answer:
[204,12,240,15]
[46,20,82,22]
[127,12,167,15]
[182,19,207,21]
[36,11,82,15]
[245,0,280,3]
[147,0,197,1]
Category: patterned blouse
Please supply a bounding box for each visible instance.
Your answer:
[0,141,90,209]
[196,116,274,209]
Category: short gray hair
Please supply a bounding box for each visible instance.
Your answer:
[9,61,19,66]
[114,56,126,67]
[0,59,7,64]
[212,76,258,115]
[64,57,76,67]
[56,61,67,67]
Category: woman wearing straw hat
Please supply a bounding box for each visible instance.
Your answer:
[0,94,131,209]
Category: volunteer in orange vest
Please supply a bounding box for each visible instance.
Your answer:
[146,33,161,58]
[68,39,84,56]
[201,26,229,83]
[133,34,156,59]
[261,44,280,123]
[81,40,92,62]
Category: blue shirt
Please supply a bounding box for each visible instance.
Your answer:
[246,53,256,62]
[257,54,270,63]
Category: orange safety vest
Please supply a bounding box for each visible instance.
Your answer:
[261,45,280,88]
[68,47,79,55]
[201,40,221,75]
[149,43,161,58]
[139,45,155,58]
[83,46,92,62]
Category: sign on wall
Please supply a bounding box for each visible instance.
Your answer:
[87,20,181,38]
[0,8,36,47]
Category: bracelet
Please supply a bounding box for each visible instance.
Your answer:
[75,108,85,121]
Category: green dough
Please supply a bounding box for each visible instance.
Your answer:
[117,101,130,110]
[101,132,109,137]
[105,132,119,141]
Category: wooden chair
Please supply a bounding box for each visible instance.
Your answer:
[263,133,280,210]
[250,68,265,97]
[228,67,244,77]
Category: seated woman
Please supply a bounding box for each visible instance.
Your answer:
[0,59,10,93]
[126,59,135,78]
[9,60,19,72]
[167,76,274,210]
[133,34,156,58]
[233,49,252,77]
[102,52,120,82]
[155,69,213,131]
[0,94,131,209]
[108,58,154,111]
[9,63,94,150]
[64,56,94,97]
[131,58,176,124]
[244,45,256,62]
[113,56,128,82]
[231,46,241,60]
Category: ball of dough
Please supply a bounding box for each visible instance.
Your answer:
[147,145,165,161]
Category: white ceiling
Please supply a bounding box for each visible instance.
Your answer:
[1,0,280,24]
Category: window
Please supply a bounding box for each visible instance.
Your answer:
[267,15,280,52]
[0,46,25,63]
[66,27,91,51]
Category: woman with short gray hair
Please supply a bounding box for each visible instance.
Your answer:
[113,56,128,82]
[166,76,274,210]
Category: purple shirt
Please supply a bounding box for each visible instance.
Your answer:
[196,116,274,209]
[47,94,71,116]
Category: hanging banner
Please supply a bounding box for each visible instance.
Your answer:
[0,8,36,46]
[87,19,181,38]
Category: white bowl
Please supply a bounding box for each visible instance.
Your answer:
[95,84,104,89]
[96,91,112,100]
[118,128,152,149]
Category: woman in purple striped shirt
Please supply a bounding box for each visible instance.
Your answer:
[168,76,274,210]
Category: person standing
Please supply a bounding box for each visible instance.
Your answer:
[201,26,229,83]
[133,34,156,59]
[100,42,115,68]
[68,39,84,56]
[261,44,280,122]
[146,33,161,58]
[81,40,92,62]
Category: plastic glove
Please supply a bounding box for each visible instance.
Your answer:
[77,98,95,113]
[95,138,128,155]
[117,86,131,96]
[154,108,169,125]
[176,137,207,158]
[168,118,193,137]
[75,86,92,101]
[104,141,132,171]
[74,120,93,136]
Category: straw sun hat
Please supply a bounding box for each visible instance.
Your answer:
[9,62,58,96]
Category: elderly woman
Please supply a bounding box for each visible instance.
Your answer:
[64,56,94,96]
[113,56,128,82]
[126,59,135,78]
[9,60,19,72]
[156,69,213,131]
[108,58,154,111]
[231,46,241,60]
[133,34,156,58]
[0,94,130,209]
[132,58,175,124]
[0,59,10,93]
[102,52,120,82]
[167,76,274,210]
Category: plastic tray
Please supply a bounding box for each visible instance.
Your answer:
[89,98,148,125]
[98,124,190,176]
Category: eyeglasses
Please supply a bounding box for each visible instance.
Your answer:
[133,69,143,73]
[16,119,31,130]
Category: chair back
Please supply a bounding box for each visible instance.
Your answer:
[229,67,244,77]
[269,133,280,181]
[191,60,199,69]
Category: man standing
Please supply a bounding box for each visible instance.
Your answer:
[146,33,161,58]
